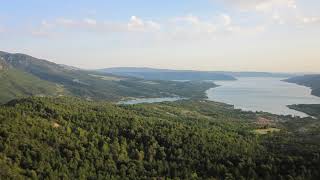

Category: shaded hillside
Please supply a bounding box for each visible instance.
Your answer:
[0,56,64,103]
[0,97,319,179]
[0,51,216,103]
[100,67,236,81]
[285,75,320,97]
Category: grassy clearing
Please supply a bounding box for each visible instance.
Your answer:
[254,128,281,135]
[89,74,125,81]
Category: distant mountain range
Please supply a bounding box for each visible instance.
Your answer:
[0,51,215,103]
[100,67,293,81]
[220,71,294,78]
[99,67,235,81]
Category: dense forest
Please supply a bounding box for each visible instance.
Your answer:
[288,104,320,119]
[0,97,319,179]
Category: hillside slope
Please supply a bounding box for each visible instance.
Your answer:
[285,75,320,97]
[0,68,65,103]
[0,51,216,103]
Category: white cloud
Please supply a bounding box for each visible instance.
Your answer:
[32,11,320,41]
[146,21,161,30]
[83,18,97,26]
[128,16,144,31]
[41,20,54,28]
[30,14,270,40]
[299,16,320,24]
[216,0,320,28]
[173,15,217,33]
[127,16,161,32]
[168,14,265,41]
[226,25,266,34]
[220,14,232,26]
[56,18,77,26]
[255,0,297,11]
[302,17,320,24]
[32,16,161,36]
[219,0,297,11]
[30,20,56,37]
[173,15,201,25]
[268,10,320,26]
[272,13,285,24]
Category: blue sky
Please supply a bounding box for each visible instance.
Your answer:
[1,0,320,72]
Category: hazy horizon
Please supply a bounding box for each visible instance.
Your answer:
[1,50,318,74]
[1,0,320,73]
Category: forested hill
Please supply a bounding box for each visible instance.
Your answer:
[0,51,215,103]
[0,97,319,179]
[288,104,320,119]
[285,75,320,97]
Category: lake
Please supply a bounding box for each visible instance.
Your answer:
[206,77,320,117]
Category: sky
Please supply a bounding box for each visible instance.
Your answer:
[0,0,320,72]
